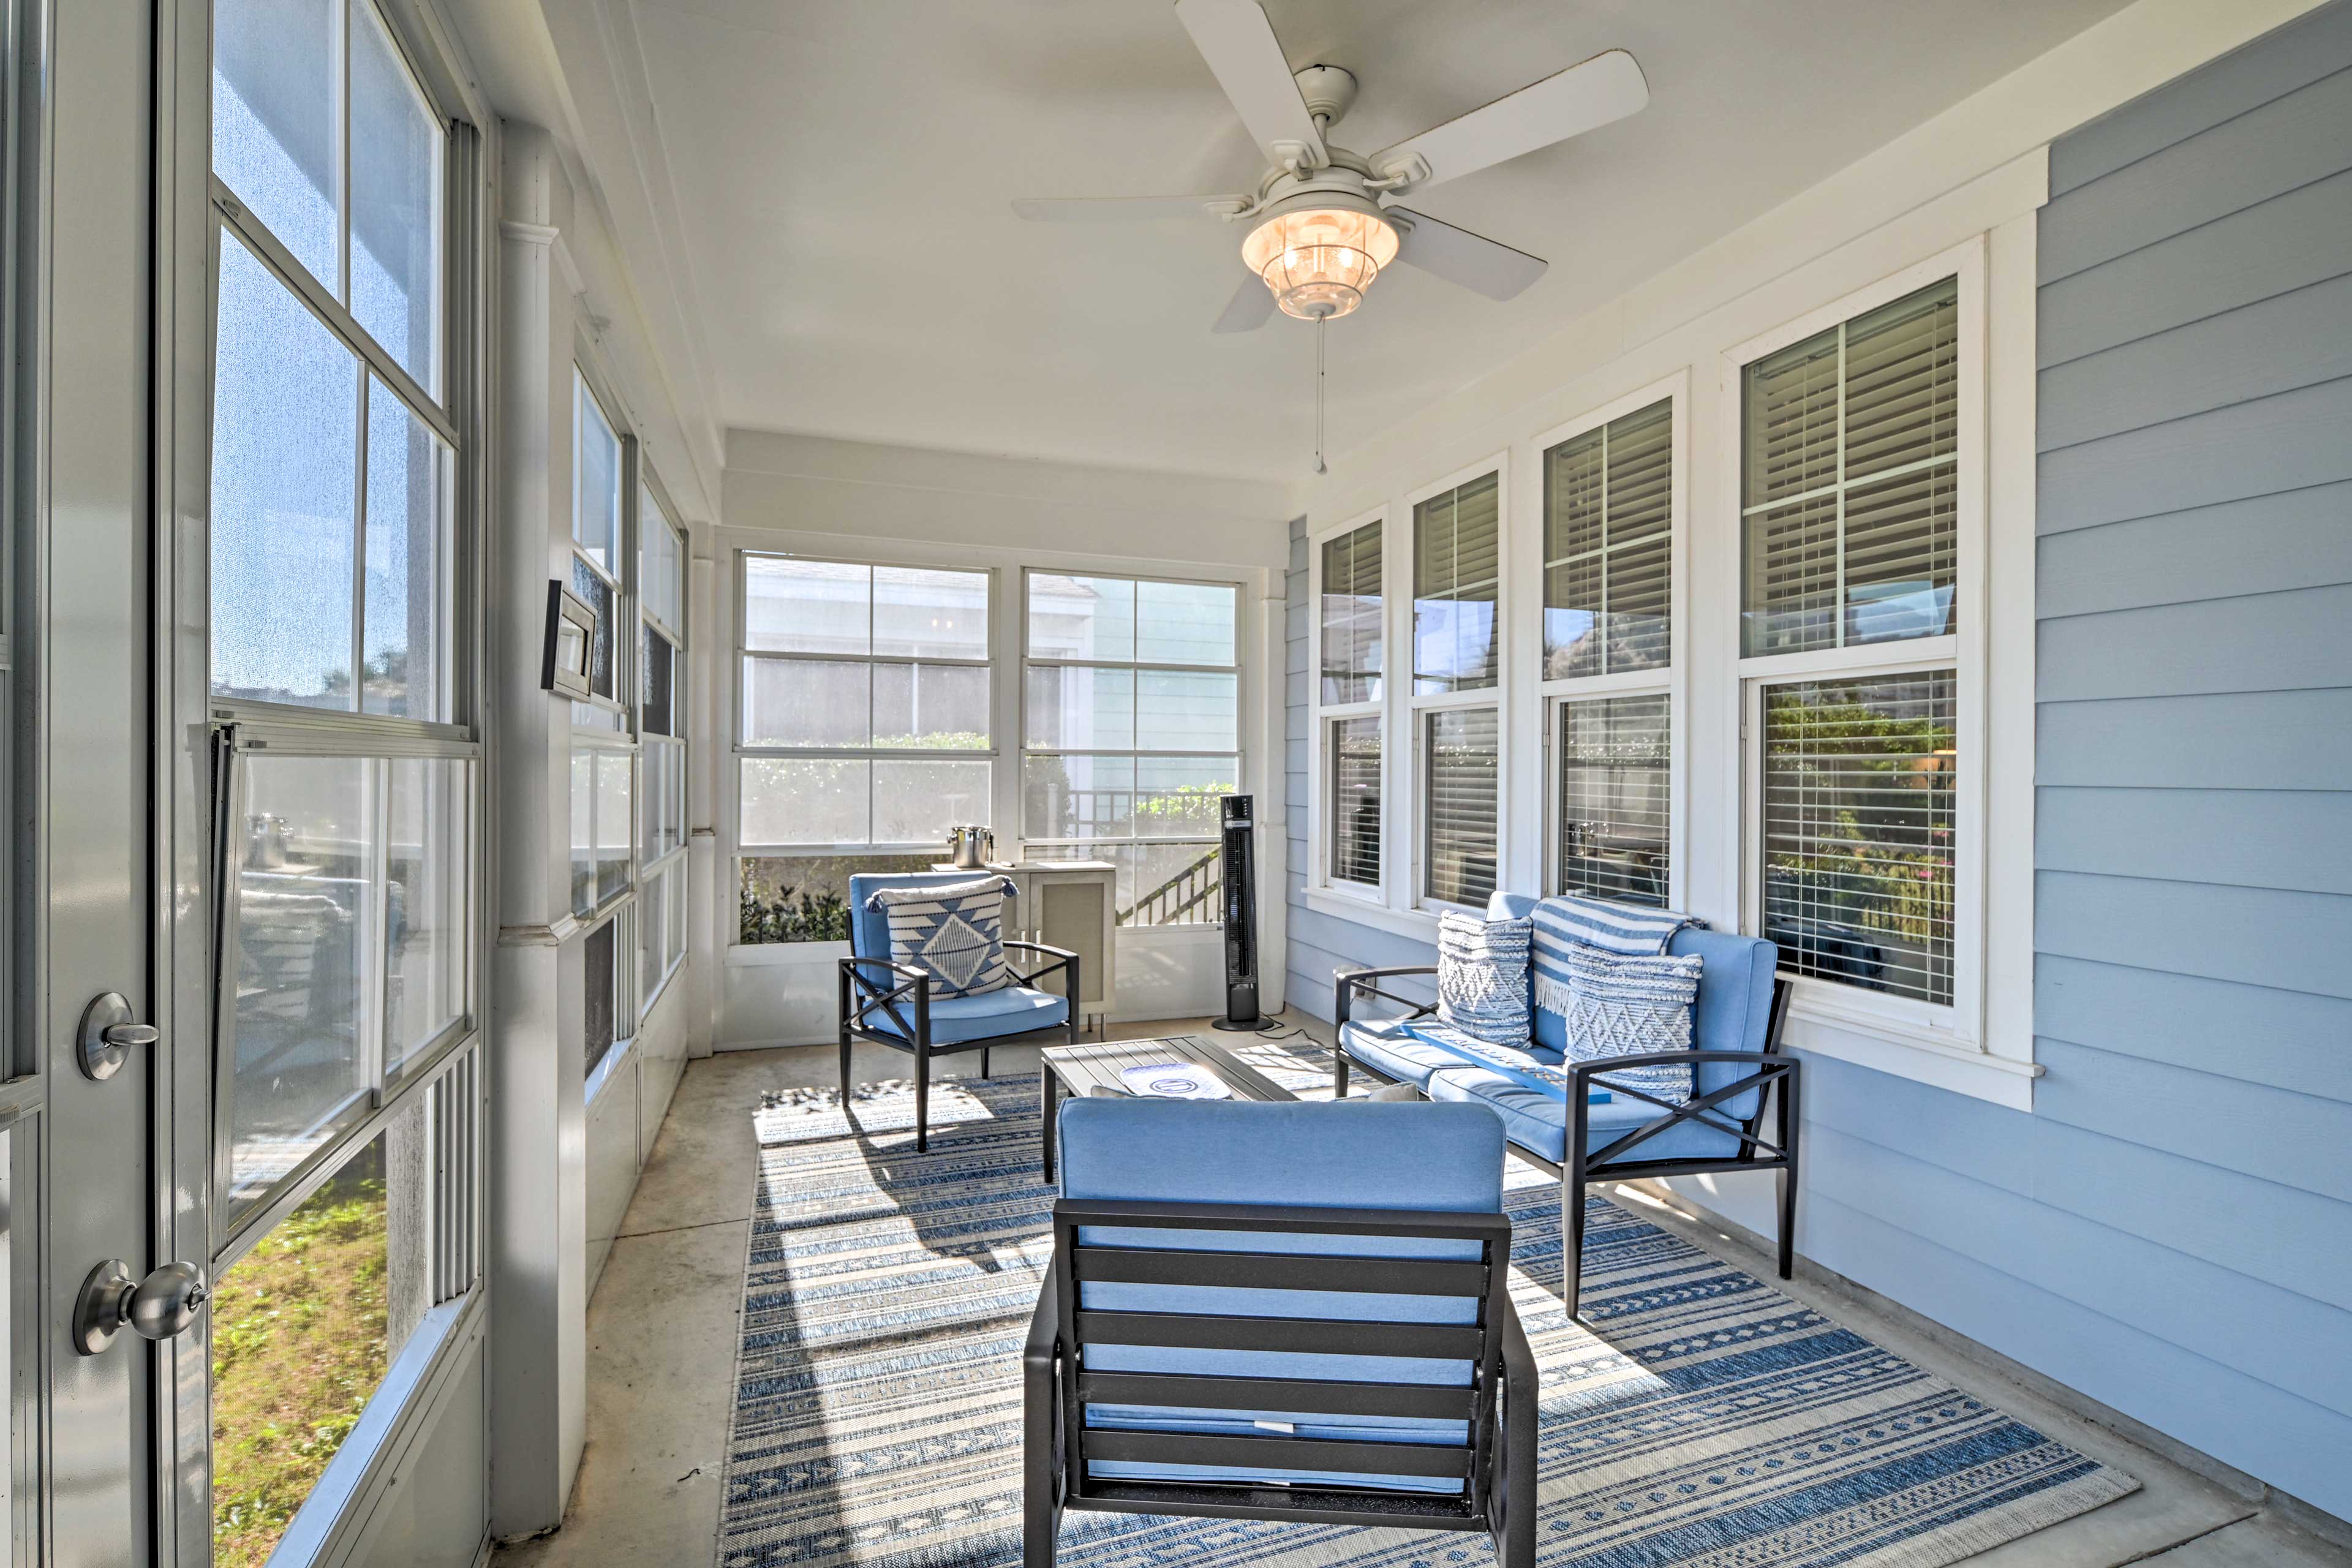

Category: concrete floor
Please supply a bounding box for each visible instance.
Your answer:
[497,1014,2350,1568]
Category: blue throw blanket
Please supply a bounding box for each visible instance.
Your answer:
[1531,894,1706,1017]
[1400,1020,1609,1104]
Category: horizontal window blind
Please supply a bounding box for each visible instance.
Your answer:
[1558,693,1669,908]
[1412,472,1499,694]
[1423,706,1498,908]
[1760,672,1957,1005]
[1742,277,1958,657]
[1328,715,1381,886]
[1544,398,1671,678]
[1319,521,1383,704]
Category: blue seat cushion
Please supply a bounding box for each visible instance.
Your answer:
[1423,1066,1744,1168]
[859,984,1067,1046]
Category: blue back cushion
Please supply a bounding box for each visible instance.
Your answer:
[848,870,996,962]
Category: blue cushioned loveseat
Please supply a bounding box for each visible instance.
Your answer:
[1336,892,1796,1315]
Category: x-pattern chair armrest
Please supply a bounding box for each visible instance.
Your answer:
[1570,1052,1800,1168]
[840,954,930,1038]
[1335,965,1440,1025]
[1003,940,1078,989]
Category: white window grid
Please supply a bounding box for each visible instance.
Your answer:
[1406,459,1509,914]
[1308,512,1386,899]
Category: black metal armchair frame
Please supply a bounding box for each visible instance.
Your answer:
[837,941,1080,1151]
[1023,1196,1536,1567]
[1335,967,1799,1316]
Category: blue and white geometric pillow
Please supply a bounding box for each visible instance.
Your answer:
[1436,910,1534,1045]
[866,878,1015,998]
[1561,942,1704,1104]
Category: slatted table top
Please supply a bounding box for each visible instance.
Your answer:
[1040,1035,1297,1103]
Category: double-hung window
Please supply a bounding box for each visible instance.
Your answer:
[570,374,636,1077]
[1410,470,1502,911]
[1023,573,1239,926]
[1739,271,1966,1012]
[208,0,480,1559]
[638,485,688,1014]
[1542,393,1677,907]
[1315,519,1384,893]
[734,555,992,943]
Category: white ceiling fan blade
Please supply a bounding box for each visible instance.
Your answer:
[1174,0,1327,168]
[1374,50,1648,189]
[1212,277,1276,333]
[1012,195,1246,223]
[1389,209,1548,301]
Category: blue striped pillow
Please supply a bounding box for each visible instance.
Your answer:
[1561,943,1703,1103]
[1436,911,1534,1045]
[865,878,1015,998]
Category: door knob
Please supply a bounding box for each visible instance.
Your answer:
[77,991,159,1081]
[73,1259,209,1355]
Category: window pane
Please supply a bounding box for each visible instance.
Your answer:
[736,853,935,945]
[349,0,442,393]
[1558,694,1669,908]
[1319,522,1383,704]
[1027,573,1134,661]
[1136,670,1237,752]
[213,0,337,290]
[641,491,682,631]
[873,760,991,842]
[385,757,467,1076]
[1023,754,1133,839]
[1412,473,1499,694]
[571,558,614,699]
[1741,493,1839,657]
[741,657,868,747]
[739,757,868,846]
[571,748,595,916]
[574,377,620,570]
[1743,325,1840,508]
[873,566,989,659]
[211,1109,430,1568]
[1136,580,1235,665]
[1032,842,1223,928]
[1329,715,1380,886]
[873,662,990,748]
[361,380,448,718]
[641,626,674,736]
[745,557,869,655]
[1762,673,1958,1005]
[1134,756,1234,837]
[665,741,688,853]
[1025,665,1133,751]
[225,755,375,1227]
[1423,707,1498,908]
[213,235,359,710]
[1845,281,1959,479]
[1543,400,1672,679]
[639,864,666,1003]
[596,750,631,903]
[1844,465,1957,645]
[666,869,687,969]
[584,918,616,1075]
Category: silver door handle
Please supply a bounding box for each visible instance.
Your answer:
[73,1259,209,1355]
[76,991,158,1081]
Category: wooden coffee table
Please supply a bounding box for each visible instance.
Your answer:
[1038,1035,1297,1182]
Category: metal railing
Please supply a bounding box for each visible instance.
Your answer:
[1118,848,1221,927]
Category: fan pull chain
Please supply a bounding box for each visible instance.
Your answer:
[1314,314,1328,476]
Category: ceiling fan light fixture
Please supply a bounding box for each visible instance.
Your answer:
[1242,204,1400,320]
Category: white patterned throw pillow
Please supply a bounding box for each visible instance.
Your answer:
[865,878,1015,998]
[1562,943,1703,1103]
[1436,910,1534,1045]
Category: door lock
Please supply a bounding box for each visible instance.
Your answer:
[73,1259,209,1356]
[77,991,159,1081]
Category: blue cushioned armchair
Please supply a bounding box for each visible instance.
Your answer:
[1336,892,1797,1317]
[1024,1097,1536,1567]
[839,871,1080,1151]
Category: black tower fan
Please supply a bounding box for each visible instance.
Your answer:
[1210,794,1278,1031]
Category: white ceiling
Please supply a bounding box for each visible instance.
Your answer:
[624,0,2134,481]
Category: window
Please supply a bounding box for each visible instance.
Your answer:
[734,556,991,943]
[1327,715,1381,888]
[207,1,479,1558]
[639,486,688,1012]
[571,374,627,723]
[1542,391,1678,907]
[1024,572,1238,927]
[1740,271,1964,1015]
[1313,519,1384,894]
[1411,470,1501,909]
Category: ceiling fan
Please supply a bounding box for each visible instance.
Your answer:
[1013,0,1651,333]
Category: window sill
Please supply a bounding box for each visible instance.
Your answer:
[1300,889,1442,947]
[1784,991,2040,1110]
[725,939,850,967]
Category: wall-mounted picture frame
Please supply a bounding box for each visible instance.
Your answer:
[543,579,595,698]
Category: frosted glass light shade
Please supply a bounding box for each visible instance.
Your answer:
[1241,205,1401,320]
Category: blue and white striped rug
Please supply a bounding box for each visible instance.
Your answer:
[720,1042,2133,1567]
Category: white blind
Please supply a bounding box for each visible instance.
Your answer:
[1423,707,1498,907]
[1412,472,1500,693]
[1319,521,1383,704]
[1760,672,1957,1005]
[1742,277,1959,657]
[1327,715,1381,886]
[1557,693,1670,907]
[1544,398,1672,678]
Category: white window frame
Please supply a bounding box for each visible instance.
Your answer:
[637,474,689,1018]
[1719,235,2013,1079]
[1534,372,1689,911]
[1406,454,1511,917]
[1306,504,1390,905]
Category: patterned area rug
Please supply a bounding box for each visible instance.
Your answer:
[718,1038,2133,1567]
